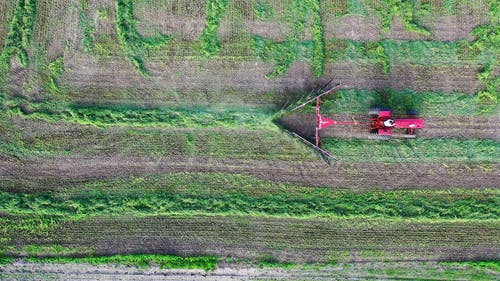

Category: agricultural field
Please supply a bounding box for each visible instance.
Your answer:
[0,0,499,280]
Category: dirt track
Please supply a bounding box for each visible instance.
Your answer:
[2,261,498,281]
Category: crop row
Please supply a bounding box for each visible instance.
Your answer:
[2,118,315,161]
[0,172,498,220]
[1,214,498,262]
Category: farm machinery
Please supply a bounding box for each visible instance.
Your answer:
[287,81,424,159]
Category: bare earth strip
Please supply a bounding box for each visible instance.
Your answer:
[280,113,500,140]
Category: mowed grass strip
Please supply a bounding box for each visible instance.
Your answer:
[321,138,499,163]
[1,119,315,161]
[0,173,498,220]
[8,103,275,128]
[0,244,218,270]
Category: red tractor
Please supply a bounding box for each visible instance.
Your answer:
[289,82,424,159]
[368,108,424,139]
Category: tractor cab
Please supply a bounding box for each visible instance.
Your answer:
[383,119,395,127]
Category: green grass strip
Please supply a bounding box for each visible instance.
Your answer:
[471,1,499,109]
[367,0,431,35]
[1,173,498,220]
[0,0,36,97]
[439,260,500,271]
[115,0,171,76]
[322,138,499,163]
[78,0,95,53]
[197,0,228,57]
[22,254,219,270]
[252,0,324,78]
[7,103,275,129]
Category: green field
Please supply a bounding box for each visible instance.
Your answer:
[0,0,499,279]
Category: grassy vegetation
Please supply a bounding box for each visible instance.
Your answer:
[252,0,324,78]
[115,0,171,76]
[1,172,498,220]
[439,260,500,271]
[322,138,499,163]
[0,244,94,257]
[367,0,431,35]
[320,89,495,116]
[253,0,274,20]
[42,56,65,99]
[346,0,367,15]
[470,0,499,112]
[197,0,228,57]
[0,242,218,270]
[78,0,95,53]
[0,0,37,95]
[7,103,275,128]
[5,124,315,161]
[23,254,220,270]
